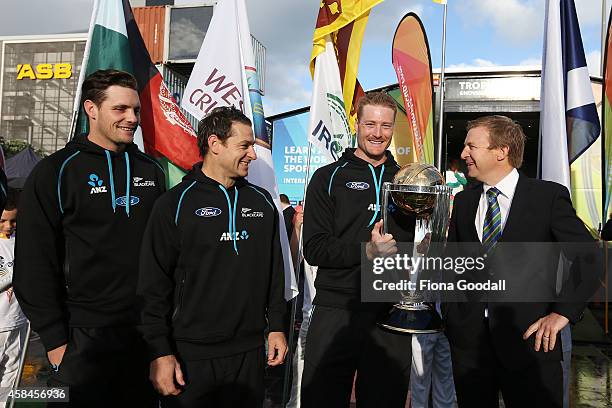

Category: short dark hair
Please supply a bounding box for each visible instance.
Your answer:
[466,115,526,168]
[197,107,252,157]
[279,194,290,204]
[356,91,397,121]
[81,69,138,107]
[4,188,19,211]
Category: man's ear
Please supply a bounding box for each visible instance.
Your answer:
[83,100,97,121]
[208,134,221,154]
[497,145,510,161]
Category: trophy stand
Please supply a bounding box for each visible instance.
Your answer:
[377,164,452,334]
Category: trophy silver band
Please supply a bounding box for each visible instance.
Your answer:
[377,163,452,333]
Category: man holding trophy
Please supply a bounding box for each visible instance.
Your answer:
[300,92,416,407]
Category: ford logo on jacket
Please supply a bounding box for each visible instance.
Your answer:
[195,207,222,217]
[115,196,140,207]
[346,181,370,190]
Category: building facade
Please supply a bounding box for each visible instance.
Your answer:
[0,34,85,153]
[0,1,266,156]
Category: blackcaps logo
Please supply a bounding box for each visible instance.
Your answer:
[346,181,370,190]
[241,208,264,218]
[88,174,107,194]
[133,177,155,187]
[195,207,222,217]
[115,196,140,207]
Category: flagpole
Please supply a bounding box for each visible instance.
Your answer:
[435,1,448,171]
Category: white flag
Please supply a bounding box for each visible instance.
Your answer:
[307,36,352,163]
[182,0,298,300]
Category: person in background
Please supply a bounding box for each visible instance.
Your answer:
[0,189,27,407]
[280,193,296,239]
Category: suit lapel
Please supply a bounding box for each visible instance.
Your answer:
[499,174,530,242]
[465,184,482,242]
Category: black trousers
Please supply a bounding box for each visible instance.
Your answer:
[162,347,265,408]
[47,326,157,408]
[450,322,563,408]
[300,305,412,408]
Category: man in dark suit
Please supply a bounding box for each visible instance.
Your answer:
[444,115,598,408]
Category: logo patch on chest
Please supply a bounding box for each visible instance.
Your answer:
[219,230,250,241]
[133,176,155,187]
[195,207,222,217]
[241,208,264,218]
[88,173,107,194]
[115,196,140,207]
[346,181,370,191]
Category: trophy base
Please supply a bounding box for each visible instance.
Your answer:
[378,303,444,334]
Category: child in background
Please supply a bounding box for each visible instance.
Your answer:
[0,189,28,404]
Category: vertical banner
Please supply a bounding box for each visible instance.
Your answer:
[540,0,600,191]
[308,37,352,163]
[603,9,612,223]
[181,0,298,301]
[391,13,435,165]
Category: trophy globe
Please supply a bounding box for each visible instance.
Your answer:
[378,162,452,333]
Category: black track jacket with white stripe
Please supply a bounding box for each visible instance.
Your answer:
[138,163,286,361]
[303,148,415,310]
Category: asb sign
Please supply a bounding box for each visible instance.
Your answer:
[16,63,72,80]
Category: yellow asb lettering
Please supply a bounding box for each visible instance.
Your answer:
[16,63,73,80]
[16,64,36,80]
[54,63,72,79]
[36,64,53,79]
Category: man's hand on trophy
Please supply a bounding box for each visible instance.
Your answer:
[366,219,397,260]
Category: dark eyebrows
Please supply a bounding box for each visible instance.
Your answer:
[112,104,140,110]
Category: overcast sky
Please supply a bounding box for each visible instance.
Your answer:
[0,0,607,115]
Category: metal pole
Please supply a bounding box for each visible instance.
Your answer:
[68,110,78,142]
[605,239,609,334]
[435,2,448,171]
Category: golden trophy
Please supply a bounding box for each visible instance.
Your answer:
[377,163,452,333]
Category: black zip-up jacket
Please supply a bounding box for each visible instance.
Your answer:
[14,135,165,351]
[303,148,415,309]
[138,164,286,361]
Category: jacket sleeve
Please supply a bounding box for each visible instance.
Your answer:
[137,196,180,360]
[548,185,600,324]
[303,169,361,268]
[602,218,612,241]
[13,160,69,351]
[267,206,287,332]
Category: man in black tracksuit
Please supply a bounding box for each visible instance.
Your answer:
[138,107,287,407]
[301,92,414,407]
[14,70,165,407]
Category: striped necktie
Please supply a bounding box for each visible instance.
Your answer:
[482,187,502,252]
